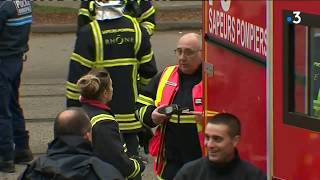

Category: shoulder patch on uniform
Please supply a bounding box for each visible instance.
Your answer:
[165,80,177,87]
[13,0,31,16]
[195,98,202,105]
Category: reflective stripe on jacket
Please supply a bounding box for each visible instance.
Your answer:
[156,65,203,118]
[67,15,157,132]
[152,65,204,176]
[0,0,32,57]
[82,103,142,179]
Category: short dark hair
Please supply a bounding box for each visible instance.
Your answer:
[207,113,241,137]
[54,108,91,138]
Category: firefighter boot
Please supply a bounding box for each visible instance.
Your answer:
[14,149,33,164]
[14,132,33,164]
[0,158,14,173]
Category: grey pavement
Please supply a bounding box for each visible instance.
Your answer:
[32,0,202,33]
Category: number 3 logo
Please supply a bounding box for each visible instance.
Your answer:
[293,11,301,24]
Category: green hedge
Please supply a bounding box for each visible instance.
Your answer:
[33,3,78,14]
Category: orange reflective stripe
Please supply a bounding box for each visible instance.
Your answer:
[153,65,209,174]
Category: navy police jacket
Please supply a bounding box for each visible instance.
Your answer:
[0,0,32,57]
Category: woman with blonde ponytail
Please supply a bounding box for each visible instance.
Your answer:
[78,69,145,179]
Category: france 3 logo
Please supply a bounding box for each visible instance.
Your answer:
[287,11,301,24]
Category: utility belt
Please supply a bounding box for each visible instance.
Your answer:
[158,104,199,124]
[168,114,202,133]
[169,114,197,124]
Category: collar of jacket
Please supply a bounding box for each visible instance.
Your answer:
[206,149,241,174]
[47,135,93,157]
[95,6,124,20]
[178,63,203,78]
[80,96,111,111]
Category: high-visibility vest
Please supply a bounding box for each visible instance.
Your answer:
[156,64,204,149]
[156,65,202,109]
[151,65,204,176]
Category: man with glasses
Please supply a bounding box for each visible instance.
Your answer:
[136,33,203,180]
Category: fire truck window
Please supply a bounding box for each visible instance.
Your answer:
[310,28,320,118]
[294,25,320,119]
[293,26,320,118]
[293,25,307,115]
[284,11,320,131]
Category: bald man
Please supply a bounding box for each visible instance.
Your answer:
[136,33,203,179]
[53,107,92,140]
[20,108,124,180]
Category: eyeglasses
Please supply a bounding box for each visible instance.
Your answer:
[174,48,201,57]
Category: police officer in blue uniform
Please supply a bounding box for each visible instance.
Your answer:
[0,0,33,173]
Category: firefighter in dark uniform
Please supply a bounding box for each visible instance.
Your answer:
[77,70,145,179]
[78,0,156,36]
[77,0,157,138]
[136,33,204,180]
[0,0,33,173]
[66,1,157,177]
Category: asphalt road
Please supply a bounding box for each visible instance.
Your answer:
[0,30,200,179]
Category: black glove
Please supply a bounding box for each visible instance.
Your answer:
[131,155,146,173]
[137,127,154,154]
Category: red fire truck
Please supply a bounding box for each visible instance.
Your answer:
[203,1,320,179]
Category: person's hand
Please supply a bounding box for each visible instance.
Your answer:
[137,127,154,154]
[151,105,170,125]
[23,54,27,62]
[131,155,146,172]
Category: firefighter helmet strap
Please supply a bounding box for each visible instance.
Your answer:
[89,1,95,14]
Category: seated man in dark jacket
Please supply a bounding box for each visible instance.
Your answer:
[174,113,266,180]
[19,108,124,180]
